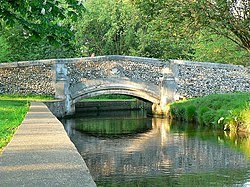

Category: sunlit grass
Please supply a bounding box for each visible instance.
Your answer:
[0,95,53,152]
[0,94,54,101]
[0,100,29,151]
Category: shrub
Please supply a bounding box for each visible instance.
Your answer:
[197,106,209,125]
[169,93,250,132]
[185,105,196,122]
[202,110,216,127]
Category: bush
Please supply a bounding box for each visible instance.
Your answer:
[185,105,196,122]
[197,106,209,125]
[169,93,250,132]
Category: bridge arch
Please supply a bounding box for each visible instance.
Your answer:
[72,84,160,104]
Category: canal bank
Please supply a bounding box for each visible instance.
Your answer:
[0,102,96,187]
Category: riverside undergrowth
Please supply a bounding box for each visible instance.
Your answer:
[170,93,250,132]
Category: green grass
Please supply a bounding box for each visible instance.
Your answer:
[170,92,250,132]
[0,95,54,152]
[0,94,53,101]
[82,94,136,101]
[0,100,29,150]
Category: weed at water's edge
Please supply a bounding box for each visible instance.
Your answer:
[169,93,250,132]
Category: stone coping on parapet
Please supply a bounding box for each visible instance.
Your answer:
[0,102,96,187]
[0,56,249,69]
[170,59,247,70]
[0,55,169,68]
[0,59,56,68]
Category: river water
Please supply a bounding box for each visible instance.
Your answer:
[61,110,250,187]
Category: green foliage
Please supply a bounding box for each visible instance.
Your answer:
[0,0,84,62]
[192,0,250,53]
[197,106,209,125]
[0,0,85,42]
[191,30,249,65]
[132,0,249,63]
[0,0,249,64]
[0,35,10,62]
[170,93,250,132]
[83,94,134,101]
[133,0,195,59]
[185,105,197,122]
[75,0,139,56]
[0,94,54,101]
[0,23,76,62]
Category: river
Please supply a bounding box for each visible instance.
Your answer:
[61,110,250,187]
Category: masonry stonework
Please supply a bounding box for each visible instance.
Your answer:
[170,60,250,99]
[0,56,249,117]
[0,60,55,95]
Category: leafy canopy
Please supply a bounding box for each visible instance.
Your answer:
[191,0,250,53]
[0,0,85,41]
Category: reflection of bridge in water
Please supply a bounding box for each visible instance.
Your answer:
[63,117,249,180]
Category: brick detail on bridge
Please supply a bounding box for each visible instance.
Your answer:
[0,55,249,117]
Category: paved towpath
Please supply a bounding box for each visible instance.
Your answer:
[0,102,96,187]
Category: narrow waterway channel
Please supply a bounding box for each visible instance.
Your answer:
[61,110,250,187]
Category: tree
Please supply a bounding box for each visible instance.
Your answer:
[74,0,139,56]
[191,30,249,65]
[192,0,250,53]
[0,0,85,42]
[131,0,249,63]
[0,22,77,62]
[131,0,196,59]
[0,35,10,62]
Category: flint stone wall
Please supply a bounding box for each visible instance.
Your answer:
[0,56,249,102]
[171,60,250,98]
[64,56,167,86]
[0,60,55,95]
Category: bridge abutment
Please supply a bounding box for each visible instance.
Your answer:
[55,62,76,116]
[152,68,177,117]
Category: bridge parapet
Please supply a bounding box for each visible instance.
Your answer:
[0,56,249,117]
[170,60,250,99]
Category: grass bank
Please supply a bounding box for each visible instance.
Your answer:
[0,95,53,152]
[81,94,136,101]
[169,93,250,133]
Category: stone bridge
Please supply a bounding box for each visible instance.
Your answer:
[0,55,249,117]
[55,56,176,116]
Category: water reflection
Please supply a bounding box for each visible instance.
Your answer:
[61,111,250,187]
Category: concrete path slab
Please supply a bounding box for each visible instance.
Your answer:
[0,102,96,187]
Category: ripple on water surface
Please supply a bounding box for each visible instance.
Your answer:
[61,111,250,187]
